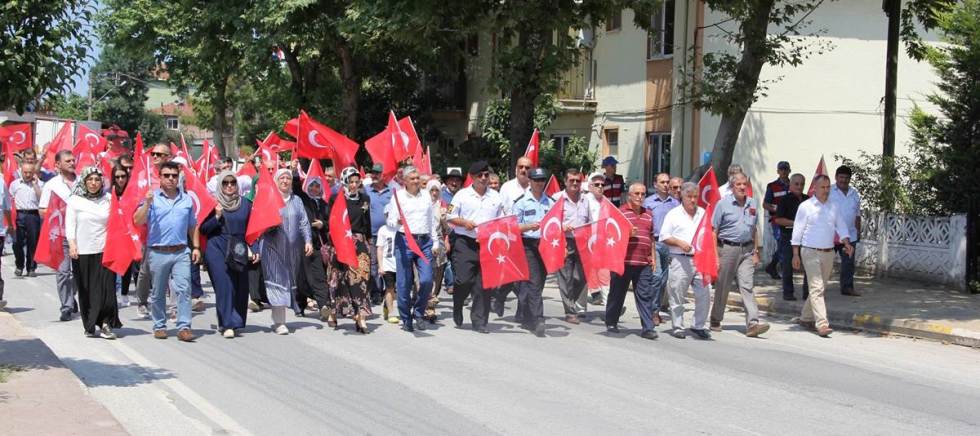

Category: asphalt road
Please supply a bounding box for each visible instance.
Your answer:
[4,260,980,436]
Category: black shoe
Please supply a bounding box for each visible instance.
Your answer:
[475,326,489,334]
[641,330,659,340]
[533,322,546,337]
[416,318,428,331]
[492,299,505,317]
[670,329,686,339]
[402,323,415,332]
[14,269,23,277]
[782,294,797,301]
[689,328,712,340]
[606,325,620,334]
[452,307,463,327]
[765,263,780,279]
[28,270,37,278]
[59,310,71,322]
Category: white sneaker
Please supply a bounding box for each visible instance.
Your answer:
[223,329,235,339]
[100,325,117,340]
[137,305,150,319]
[274,324,289,335]
[118,294,130,307]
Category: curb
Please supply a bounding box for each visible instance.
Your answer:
[725,295,980,348]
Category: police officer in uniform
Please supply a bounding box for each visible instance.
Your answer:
[512,168,553,337]
[447,161,504,333]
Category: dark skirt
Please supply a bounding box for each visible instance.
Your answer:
[332,233,372,318]
[73,253,122,334]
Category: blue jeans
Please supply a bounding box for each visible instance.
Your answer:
[651,241,670,307]
[148,248,192,331]
[836,240,858,291]
[443,261,455,291]
[395,233,434,325]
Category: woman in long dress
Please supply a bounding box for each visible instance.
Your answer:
[260,169,313,335]
[199,171,255,338]
[330,167,372,333]
[65,166,121,339]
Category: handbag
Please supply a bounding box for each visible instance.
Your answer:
[225,233,250,272]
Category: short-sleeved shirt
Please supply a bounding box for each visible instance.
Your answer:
[0,179,8,234]
[642,193,680,238]
[602,174,624,206]
[499,178,529,213]
[660,206,706,255]
[551,190,590,236]
[365,184,392,236]
[712,195,757,244]
[621,204,654,265]
[145,189,197,247]
[831,184,861,241]
[448,186,504,239]
[39,174,76,209]
[513,192,553,239]
[9,178,42,210]
[375,224,397,272]
[775,192,808,238]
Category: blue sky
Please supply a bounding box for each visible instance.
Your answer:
[70,1,103,96]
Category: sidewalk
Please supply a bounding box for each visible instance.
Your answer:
[0,311,128,436]
[726,270,980,348]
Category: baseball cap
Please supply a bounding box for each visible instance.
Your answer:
[601,156,618,167]
[777,161,790,170]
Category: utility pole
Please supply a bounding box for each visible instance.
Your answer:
[86,74,94,121]
[882,0,900,157]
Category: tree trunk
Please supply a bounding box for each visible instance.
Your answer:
[506,27,548,177]
[336,41,360,138]
[883,0,900,158]
[212,74,229,157]
[709,0,776,185]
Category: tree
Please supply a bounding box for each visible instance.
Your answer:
[0,0,94,113]
[86,44,156,134]
[678,0,833,183]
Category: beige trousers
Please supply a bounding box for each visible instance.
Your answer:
[800,248,834,329]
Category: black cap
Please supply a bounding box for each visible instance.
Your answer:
[528,168,549,180]
[777,161,790,170]
[468,161,489,175]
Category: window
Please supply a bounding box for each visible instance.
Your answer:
[165,117,179,130]
[647,0,675,59]
[646,132,671,184]
[605,128,619,157]
[605,10,622,32]
[551,134,571,155]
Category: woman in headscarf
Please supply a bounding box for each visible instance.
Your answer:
[295,168,334,322]
[425,179,451,321]
[330,166,372,333]
[199,171,256,338]
[65,166,121,339]
[260,168,313,335]
[111,164,136,306]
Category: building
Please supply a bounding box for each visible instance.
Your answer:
[145,72,232,150]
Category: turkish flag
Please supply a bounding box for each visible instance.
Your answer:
[102,193,143,275]
[133,130,145,158]
[35,194,67,270]
[807,155,827,196]
[245,165,284,244]
[573,222,604,288]
[42,121,74,170]
[746,176,754,198]
[698,167,721,209]
[0,123,33,152]
[237,161,257,178]
[120,149,156,216]
[365,128,399,183]
[302,158,329,202]
[463,173,473,188]
[692,205,719,286]
[524,128,540,167]
[595,199,631,275]
[3,149,18,230]
[296,111,359,174]
[544,174,560,197]
[538,196,566,273]
[477,215,529,289]
[182,166,217,227]
[328,193,359,267]
[74,124,107,154]
[74,144,97,171]
[411,143,430,176]
[395,115,421,162]
[392,189,429,264]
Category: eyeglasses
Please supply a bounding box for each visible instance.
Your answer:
[591,183,603,187]
[222,180,237,186]
[161,173,179,179]
[152,152,170,158]
[476,172,491,179]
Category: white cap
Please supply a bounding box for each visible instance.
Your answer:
[589,172,604,181]
[171,156,188,167]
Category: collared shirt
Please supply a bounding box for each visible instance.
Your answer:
[775,192,808,238]
[621,204,654,265]
[366,183,393,235]
[660,205,706,255]
[642,193,680,238]
[586,194,604,221]
[513,191,553,239]
[145,189,197,247]
[712,195,757,244]
[831,184,861,241]
[791,196,850,249]
[387,188,439,248]
[602,173,624,206]
[448,186,504,239]
[499,178,529,213]
[39,174,76,209]
[9,177,42,210]
[717,182,734,200]
[552,190,590,235]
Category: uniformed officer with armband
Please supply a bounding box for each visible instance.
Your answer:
[447,161,504,333]
[511,168,554,337]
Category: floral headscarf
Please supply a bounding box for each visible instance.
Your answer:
[72,166,104,200]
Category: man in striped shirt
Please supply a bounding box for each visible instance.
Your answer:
[605,182,658,340]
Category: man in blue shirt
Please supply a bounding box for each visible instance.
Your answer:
[365,163,392,305]
[512,168,554,337]
[643,172,679,323]
[441,167,464,205]
[134,161,200,342]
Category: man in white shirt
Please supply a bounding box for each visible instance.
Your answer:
[552,169,591,322]
[39,151,78,321]
[791,175,854,337]
[387,166,439,332]
[660,182,711,340]
[499,156,532,213]
[830,165,861,296]
[0,174,9,310]
[9,162,43,277]
[716,164,743,200]
[447,161,504,333]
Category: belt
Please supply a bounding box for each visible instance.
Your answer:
[718,239,753,247]
[398,232,430,241]
[151,244,187,253]
[803,246,833,252]
[522,237,539,246]
[671,253,694,257]
[16,210,39,215]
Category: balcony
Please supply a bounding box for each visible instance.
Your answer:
[557,58,596,112]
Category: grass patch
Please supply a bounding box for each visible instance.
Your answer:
[0,364,25,383]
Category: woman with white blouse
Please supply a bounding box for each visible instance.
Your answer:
[66,166,121,339]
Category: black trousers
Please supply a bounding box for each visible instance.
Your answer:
[515,239,545,327]
[73,253,121,334]
[451,234,493,329]
[0,236,5,300]
[296,253,331,309]
[248,260,268,304]
[118,261,137,296]
[13,212,40,271]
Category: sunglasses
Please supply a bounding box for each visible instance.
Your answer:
[222,180,237,186]
[592,183,603,187]
[152,152,170,157]
[566,179,581,184]
[476,172,491,179]
[161,173,179,179]
[114,175,128,179]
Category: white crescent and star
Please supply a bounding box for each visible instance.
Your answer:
[487,231,512,264]
[700,185,713,205]
[308,130,329,149]
[187,190,202,215]
[604,217,622,246]
[10,131,26,144]
[342,209,353,239]
[85,132,100,147]
[542,217,563,248]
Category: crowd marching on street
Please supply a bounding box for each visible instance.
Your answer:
[0,114,862,343]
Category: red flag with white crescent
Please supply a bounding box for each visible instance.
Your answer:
[697,167,721,210]
[102,192,143,275]
[42,121,74,170]
[0,123,33,152]
[392,189,429,264]
[596,199,631,275]
[477,215,529,289]
[524,128,540,167]
[692,205,718,286]
[296,111,359,175]
[538,196,566,273]
[544,174,560,197]
[573,222,604,288]
[328,193,359,267]
[807,155,827,196]
[35,195,67,270]
[182,166,217,227]
[365,129,398,183]
[245,164,284,244]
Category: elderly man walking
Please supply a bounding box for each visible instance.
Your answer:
[791,175,853,337]
[660,182,711,340]
[552,169,591,323]
[606,182,659,340]
[709,173,770,337]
